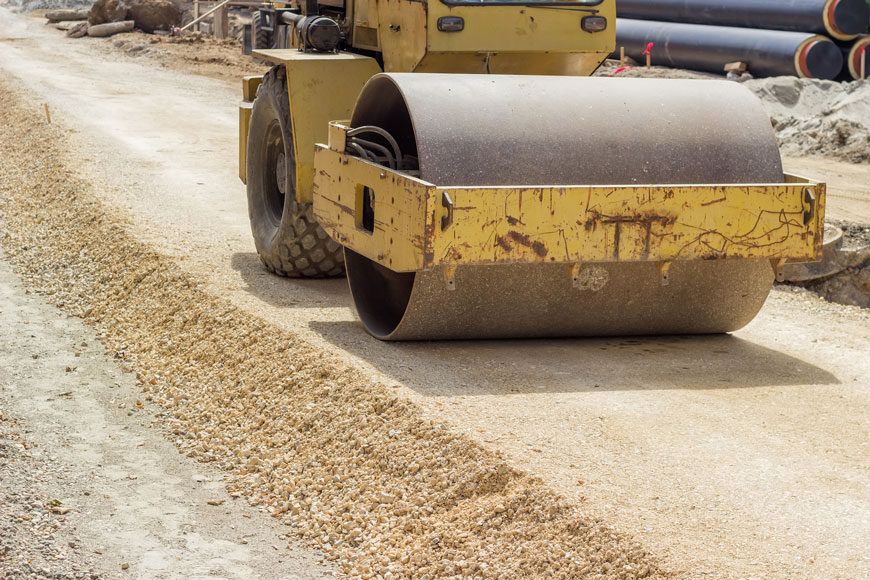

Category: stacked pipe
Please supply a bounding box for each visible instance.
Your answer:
[615,0,870,80]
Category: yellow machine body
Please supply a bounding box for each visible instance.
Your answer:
[313,122,824,273]
[238,0,827,340]
[348,0,614,74]
[238,51,381,198]
[239,0,614,197]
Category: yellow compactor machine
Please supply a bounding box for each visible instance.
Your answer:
[238,0,826,340]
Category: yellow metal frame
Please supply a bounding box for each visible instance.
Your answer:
[240,50,382,200]
[238,75,263,183]
[313,122,825,273]
[368,0,614,74]
[240,1,618,187]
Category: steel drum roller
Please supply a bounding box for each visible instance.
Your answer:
[344,74,782,340]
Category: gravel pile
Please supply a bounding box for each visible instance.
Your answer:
[747,77,870,164]
[0,78,666,580]
[0,406,101,580]
[595,62,870,164]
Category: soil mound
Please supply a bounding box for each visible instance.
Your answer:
[596,62,870,164]
[744,77,870,163]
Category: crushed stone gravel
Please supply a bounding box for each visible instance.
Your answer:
[0,75,667,580]
[0,406,102,580]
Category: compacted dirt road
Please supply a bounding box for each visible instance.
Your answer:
[2,11,870,580]
[0,253,335,579]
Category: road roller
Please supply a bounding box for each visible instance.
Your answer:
[238,0,826,340]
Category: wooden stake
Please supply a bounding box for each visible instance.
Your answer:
[178,0,231,33]
[193,0,200,22]
[43,103,51,124]
[646,52,651,69]
[214,2,229,39]
[619,46,625,67]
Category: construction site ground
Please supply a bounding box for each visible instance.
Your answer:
[1,9,870,580]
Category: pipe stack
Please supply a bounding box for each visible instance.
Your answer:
[615,0,870,80]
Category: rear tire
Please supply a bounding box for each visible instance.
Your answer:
[245,65,345,278]
[251,10,270,50]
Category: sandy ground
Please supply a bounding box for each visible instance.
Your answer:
[783,156,870,224]
[0,252,336,579]
[2,10,870,580]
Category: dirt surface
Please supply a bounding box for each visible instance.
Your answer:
[783,155,870,224]
[0,70,666,580]
[2,10,870,580]
[0,254,336,579]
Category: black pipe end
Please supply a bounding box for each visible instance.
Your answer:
[832,0,870,36]
[804,40,845,79]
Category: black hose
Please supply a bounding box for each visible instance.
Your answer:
[347,126,404,170]
[347,142,376,163]
[349,137,397,169]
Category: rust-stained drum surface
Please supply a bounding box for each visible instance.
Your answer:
[344,74,783,340]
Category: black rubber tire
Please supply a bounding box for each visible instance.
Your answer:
[245,65,345,278]
[251,10,270,50]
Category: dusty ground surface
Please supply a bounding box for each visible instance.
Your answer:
[2,9,870,580]
[0,253,336,579]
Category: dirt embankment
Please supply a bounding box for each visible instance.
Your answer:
[0,76,667,580]
[748,77,870,164]
[596,61,870,165]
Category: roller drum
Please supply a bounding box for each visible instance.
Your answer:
[345,74,782,340]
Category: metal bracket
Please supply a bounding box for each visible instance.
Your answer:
[443,265,457,291]
[770,258,786,282]
[571,263,582,289]
[441,192,454,231]
[803,187,816,226]
[658,261,671,286]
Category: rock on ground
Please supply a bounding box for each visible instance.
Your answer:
[87,0,127,25]
[88,0,180,31]
[127,0,180,32]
